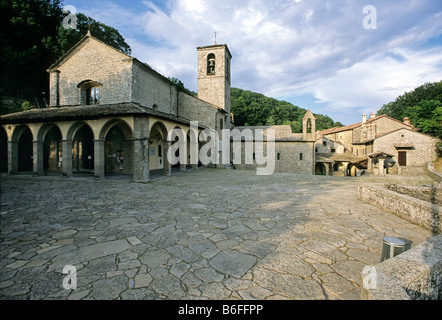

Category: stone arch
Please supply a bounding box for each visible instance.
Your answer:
[207,53,216,75]
[68,122,95,172]
[0,126,7,172]
[150,121,169,171]
[100,119,134,175]
[77,80,102,105]
[12,125,33,172]
[315,163,326,175]
[42,125,63,173]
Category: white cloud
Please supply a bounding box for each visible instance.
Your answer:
[310,47,442,112]
[75,0,442,122]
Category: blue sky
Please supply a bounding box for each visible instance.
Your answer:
[63,0,442,125]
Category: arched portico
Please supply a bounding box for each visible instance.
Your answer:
[0,126,7,172]
[69,122,95,174]
[99,119,134,177]
[10,125,33,174]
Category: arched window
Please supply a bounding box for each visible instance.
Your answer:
[207,53,216,75]
[77,80,102,105]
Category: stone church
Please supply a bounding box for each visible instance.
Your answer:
[0,32,317,180]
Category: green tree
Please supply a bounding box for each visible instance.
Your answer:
[231,87,341,132]
[1,0,63,98]
[378,81,442,137]
[1,0,131,100]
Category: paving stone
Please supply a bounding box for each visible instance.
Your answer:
[139,249,171,269]
[209,250,257,278]
[134,274,153,288]
[79,240,131,261]
[0,170,433,300]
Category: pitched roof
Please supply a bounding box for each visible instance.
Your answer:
[232,125,304,141]
[320,114,414,135]
[0,103,206,128]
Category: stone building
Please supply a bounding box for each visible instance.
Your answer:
[318,113,441,176]
[0,32,232,181]
[231,110,317,175]
[314,137,365,176]
[0,32,321,178]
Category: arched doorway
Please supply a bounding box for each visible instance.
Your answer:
[0,127,7,172]
[150,122,167,171]
[315,163,326,175]
[43,126,62,174]
[72,125,94,173]
[17,127,33,172]
[104,121,133,175]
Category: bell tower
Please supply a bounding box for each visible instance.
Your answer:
[197,44,232,115]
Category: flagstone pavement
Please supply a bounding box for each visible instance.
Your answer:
[0,168,434,300]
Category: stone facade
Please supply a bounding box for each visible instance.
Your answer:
[320,114,441,175]
[1,34,321,179]
[48,36,133,107]
[230,125,316,175]
[373,128,440,170]
[1,33,231,181]
[197,44,232,115]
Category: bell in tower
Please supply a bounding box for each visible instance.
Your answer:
[207,54,216,75]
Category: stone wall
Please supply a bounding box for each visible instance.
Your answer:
[51,37,133,107]
[361,234,442,300]
[178,92,222,131]
[232,141,314,175]
[374,129,439,168]
[358,184,441,234]
[132,61,178,116]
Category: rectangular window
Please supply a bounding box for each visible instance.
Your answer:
[331,149,336,153]
[300,153,303,161]
[87,87,100,105]
[277,153,280,160]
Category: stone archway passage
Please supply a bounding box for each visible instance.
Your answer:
[0,127,7,172]
[43,126,62,174]
[104,123,133,176]
[17,127,33,172]
[73,125,95,172]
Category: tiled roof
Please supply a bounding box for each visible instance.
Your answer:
[0,103,199,127]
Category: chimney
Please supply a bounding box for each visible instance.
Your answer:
[404,117,411,126]
[362,114,367,124]
[370,112,376,119]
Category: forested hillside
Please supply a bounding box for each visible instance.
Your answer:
[231,88,343,133]
[377,81,442,137]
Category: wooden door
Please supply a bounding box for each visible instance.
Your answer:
[398,151,407,166]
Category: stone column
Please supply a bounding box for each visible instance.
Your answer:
[378,159,385,176]
[94,139,105,179]
[133,137,150,183]
[164,141,172,176]
[368,157,373,172]
[33,140,44,176]
[61,140,73,178]
[325,163,330,176]
[8,141,17,175]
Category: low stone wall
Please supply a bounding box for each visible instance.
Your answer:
[428,168,442,184]
[361,234,442,300]
[384,184,442,206]
[358,184,441,234]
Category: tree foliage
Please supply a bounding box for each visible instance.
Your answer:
[231,88,342,133]
[377,81,442,137]
[1,0,131,101]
